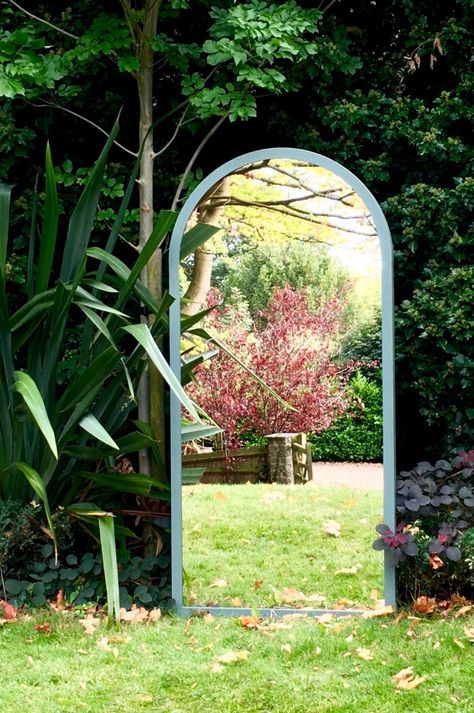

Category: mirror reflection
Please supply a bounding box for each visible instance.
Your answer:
[180,159,383,611]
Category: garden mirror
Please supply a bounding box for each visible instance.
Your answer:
[168,149,396,617]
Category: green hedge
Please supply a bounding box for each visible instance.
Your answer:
[309,372,382,462]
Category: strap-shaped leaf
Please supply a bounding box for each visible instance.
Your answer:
[98,515,121,624]
[75,470,154,496]
[0,183,11,268]
[182,421,222,442]
[36,143,59,293]
[13,371,58,459]
[13,462,57,559]
[180,224,223,260]
[78,305,117,348]
[60,119,119,283]
[58,346,120,412]
[79,413,119,450]
[187,327,296,411]
[122,323,200,420]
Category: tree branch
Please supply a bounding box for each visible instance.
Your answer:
[171,113,229,211]
[8,0,79,40]
[24,99,137,158]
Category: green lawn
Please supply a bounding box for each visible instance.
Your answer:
[182,482,383,609]
[1,610,474,712]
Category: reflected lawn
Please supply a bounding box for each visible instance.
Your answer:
[182,481,383,610]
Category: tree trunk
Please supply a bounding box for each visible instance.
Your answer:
[181,177,231,316]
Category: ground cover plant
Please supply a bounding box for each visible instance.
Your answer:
[373,450,474,602]
[182,483,383,610]
[1,606,474,712]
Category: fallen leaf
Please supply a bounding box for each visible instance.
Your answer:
[214,491,227,501]
[314,646,322,656]
[392,667,426,690]
[429,554,444,570]
[323,520,341,537]
[413,596,436,615]
[260,491,285,505]
[345,634,354,643]
[279,587,306,603]
[455,605,472,618]
[0,601,17,620]
[254,579,263,590]
[362,605,394,619]
[240,616,259,629]
[281,643,292,654]
[211,662,225,674]
[231,597,242,607]
[317,613,334,625]
[216,650,250,664]
[120,606,149,624]
[453,638,466,649]
[96,636,110,650]
[78,614,101,635]
[341,498,358,509]
[356,647,373,661]
[209,579,227,588]
[464,626,474,641]
[433,641,441,649]
[369,589,379,601]
[335,564,362,576]
[203,613,215,624]
[35,623,52,634]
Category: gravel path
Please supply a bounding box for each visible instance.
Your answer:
[311,461,383,490]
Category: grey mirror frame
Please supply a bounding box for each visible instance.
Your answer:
[168,148,396,617]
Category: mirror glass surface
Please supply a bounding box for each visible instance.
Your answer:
[180,158,384,611]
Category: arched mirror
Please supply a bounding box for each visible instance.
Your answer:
[168,149,396,617]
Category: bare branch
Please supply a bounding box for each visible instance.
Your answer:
[24,99,137,157]
[8,0,79,40]
[153,104,190,158]
[171,113,229,211]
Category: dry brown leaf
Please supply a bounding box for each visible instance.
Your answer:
[362,605,394,619]
[279,587,306,603]
[392,667,426,690]
[323,520,341,537]
[254,579,263,590]
[209,579,227,588]
[214,491,227,500]
[317,613,334,625]
[356,647,373,661]
[464,626,474,641]
[240,616,259,629]
[455,605,473,618]
[203,613,215,624]
[211,662,225,674]
[79,613,101,635]
[281,643,292,654]
[369,589,379,601]
[429,554,444,570]
[35,622,52,634]
[119,605,149,624]
[413,596,436,614]
[0,601,17,620]
[231,597,242,607]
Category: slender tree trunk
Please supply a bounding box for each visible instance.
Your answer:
[182,177,231,316]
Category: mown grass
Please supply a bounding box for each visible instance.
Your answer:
[182,482,383,609]
[1,609,474,712]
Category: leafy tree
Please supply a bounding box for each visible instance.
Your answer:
[214,240,350,320]
[187,285,353,448]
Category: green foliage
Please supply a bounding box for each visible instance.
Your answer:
[214,241,351,320]
[309,372,382,462]
[2,544,171,610]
